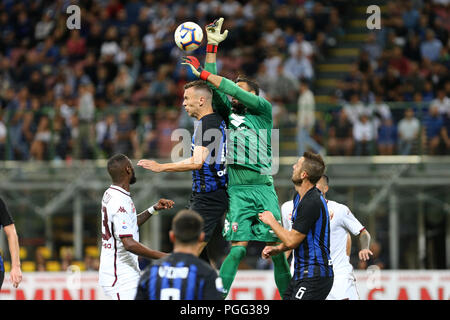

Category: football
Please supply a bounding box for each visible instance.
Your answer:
[174,22,203,51]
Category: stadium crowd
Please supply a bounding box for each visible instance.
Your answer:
[0,0,449,162]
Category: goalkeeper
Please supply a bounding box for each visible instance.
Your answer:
[182,18,291,299]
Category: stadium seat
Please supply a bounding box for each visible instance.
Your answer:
[37,246,52,259]
[19,247,27,260]
[3,261,10,273]
[22,261,36,272]
[59,246,74,258]
[85,246,100,258]
[46,261,61,272]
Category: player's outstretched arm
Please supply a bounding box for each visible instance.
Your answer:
[182,56,270,116]
[204,18,233,118]
[121,236,168,260]
[137,146,209,172]
[137,198,174,227]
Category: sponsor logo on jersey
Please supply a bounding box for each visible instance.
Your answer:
[117,206,127,213]
[232,222,238,232]
[329,210,334,221]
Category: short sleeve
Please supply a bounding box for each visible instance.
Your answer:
[0,198,14,228]
[281,201,293,231]
[292,200,321,235]
[341,205,365,236]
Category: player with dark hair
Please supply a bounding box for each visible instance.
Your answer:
[259,152,334,300]
[99,153,174,300]
[0,198,22,289]
[137,80,228,267]
[135,209,224,300]
[181,18,291,299]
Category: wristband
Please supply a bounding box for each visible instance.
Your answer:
[206,44,218,53]
[199,70,211,81]
[148,206,156,215]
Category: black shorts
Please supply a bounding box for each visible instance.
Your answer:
[283,276,334,300]
[188,188,228,242]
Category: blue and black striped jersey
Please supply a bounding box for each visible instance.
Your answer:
[291,187,333,280]
[191,113,227,193]
[135,252,224,300]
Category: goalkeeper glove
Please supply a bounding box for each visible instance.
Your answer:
[205,17,228,53]
[181,56,211,81]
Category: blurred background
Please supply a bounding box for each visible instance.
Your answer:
[0,0,449,299]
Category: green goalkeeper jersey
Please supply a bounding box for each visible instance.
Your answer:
[205,62,274,186]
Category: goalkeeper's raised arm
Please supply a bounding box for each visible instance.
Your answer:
[182,55,271,117]
[205,17,228,64]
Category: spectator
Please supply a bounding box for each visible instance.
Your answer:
[283,47,314,81]
[296,80,323,156]
[343,93,367,125]
[30,116,51,160]
[114,109,139,158]
[265,63,299,104]
[353,114,376,156]
[27,70,46,98]
[66,30,86,62]
[363,32,383,62]
[377,118,397,155]
[397,108,420,155]
[422,80,435,102]
[155,109,179,159]
[96,114,117,158]
[75,81,96,159]
[389,46,411,76]
[327,109,354,156]
[370,94,392,128]
[113,65,134,99]
[34,9,55,41]
[430,88,450,116]
[288,32,314,59]
[420,29,443,62]
[139,114,157,158]
[403,32,422,62]
[52,115,72,161]
[422,105,443,155]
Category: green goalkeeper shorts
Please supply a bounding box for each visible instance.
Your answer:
[223,184,281,242]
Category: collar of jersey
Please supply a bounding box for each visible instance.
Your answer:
[109,185,131,196]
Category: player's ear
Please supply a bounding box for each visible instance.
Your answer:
[199,95,205,107]
[169,230,176,244]
[198,231,205,243]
